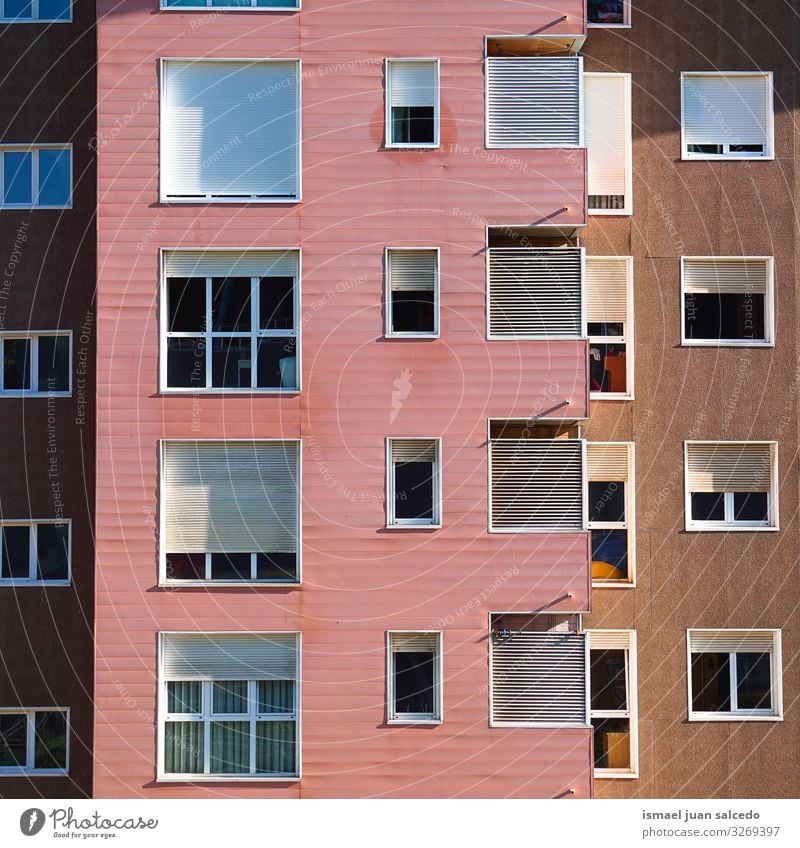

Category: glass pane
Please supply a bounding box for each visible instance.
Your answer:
[213,681,248,714]
[211,337,252,389]
[591,529,628,580]
[165,553,205,580]
[256,337,296,389]
[590,649,627,710]
[684,293,766,342]
[168,278,206,332]
[391,106,435,145]
[3,338,31,390]
[588,480,625,523]
[167,681,202,714]
[212,277,251,332]
[393,651,435,714]
[259,276,294,330]
[211,553,251,580]
[257,680,295,714]
[587,322,624,337]
[736,653,772,710]
[589,342,626,393]
[38,336,70,392]
[36,523,69,581]
[587,1,625,25]
[256,0,298,6]
[38,0,71,19]
[256,552,297,582]
[391,290,435,334]
[167,338,206,389]
[691,492,725,522]
[0,713,27,767]
[38,149,71,206]
[211,0,250,5]
[210,721,250,773]
[164,721,203,774]
[33,711,67,769]
[592,718,630,769]
[256,720,296,774]
[4,0,33,18]
[3,152,32,205]
[2,525,30,579]
[733,492,769,523]
[692,652,731,712]
[394,461,434,521]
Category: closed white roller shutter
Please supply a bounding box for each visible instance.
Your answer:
[683,74,770,148]
[683,258,768,294]
[387,250,437,292]
[164,250,299,279]
[388,60,437,108]
[163,441,299,553]
[585,74,629,209]
[162,60,299,200]
[587,443,630,482]
[491,631,587,725]
[586,257,630,324]
[686,442,772,492]
[689,629,776,654]
[490,438,584,530]
[390,439,437,464]
[589,630,633,651]
[486,56,582,147]
[488,247,584,337]
[162,633,298,680]
[390,633,439,653]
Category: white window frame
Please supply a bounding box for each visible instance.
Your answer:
[156,632,301,782]
[587,0,630,27]
[0,0,72,20]
[687,629,783,722]
[0,331,72,396]
[159,248,301,394]
[588,630,638,778]
[0,708,69,775]
[384,247,440,338]
[386,631,443,725]
[385,437,442,528]
[158,439,302,586]
[384,58,441,150]
[159,58,302,204]
[681,72,774,161]
[680,256,774,347]
[684,441,778,532]
[160,0,297,8]
[0,520,71,585]
[0,145,72,209]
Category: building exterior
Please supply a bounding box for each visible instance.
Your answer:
[0,0,96,797]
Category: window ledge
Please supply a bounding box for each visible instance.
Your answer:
[385,333,440,340]
[591,393,634,401]
[156,775,300,783]
[685,524,778,533]
[387,718,442,726]
[594,771,639,779]
[386,523,442,530]
[592,581,636,590]
[0,18,72,23]
[0,392,72,398]
[160,197,301,205]
[384,144,440,151]
[682,154,775,162]
[688,714,782,723]
[159,580,300,588]
[159,388,300,396]
[587,24,632,29]
[0,581,70,587]
[682,341,773,348]
[0,769,68,777]
[589,209,632,217]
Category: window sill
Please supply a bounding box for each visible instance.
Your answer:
[0,580,70,587]
[591,392,634,401]
[0,18,72,23]
[0,769,68,776]
[159,580,300,588]
[384,144,440,150]
[589,208,632,217]
[387,718,442,726]
[157,775,300,783]
[0,204,72,210]
[0,391,71,398]
[688,713,782,723]
[385,332,440,340]
[592,580,636,590]
[685,524,778,532]
[160,197,301,205]
[386,522,442,530]
[682,153,774,162]
[682,340,773,348]
[159,388,300,395]
[587,24,632,29]
[594,771,639,779]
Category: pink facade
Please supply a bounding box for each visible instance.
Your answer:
[95,0,592,797]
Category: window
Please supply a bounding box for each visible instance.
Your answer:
[490,614,587,727]
[588,443,634,586]
[0,0,70,20]
[159,633,299,779]
[385,248,439,336]
[585,74,632,214]
[385,59,439,148]
[682,72,773,160]
[587,256,633,397]
[681,257,773,346]
[0,146,71,208]
[162,0,297,8]
[161,250,299,392]
[487,247,584,338]
[161,59,300,202]
[162,441,300,583]
[588,631,637,777]
[685,441,777,531]
[387,632,442,723]
[0,709,68,774]
[486,57,582,148]
[1,333,71,395]
[688,630,782,721]
[0,521,70,584]
[386,439,441,528]
[587,0,629,26]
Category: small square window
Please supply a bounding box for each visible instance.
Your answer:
[1,334,71,395]
[0,521,70,584]
[0,147,71,207]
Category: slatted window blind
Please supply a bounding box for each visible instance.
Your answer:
[490,438,584,530]
[689,630,776,655]
[390,632,439,653]
[585,74,630,211]
[686,442,772,493]
[683,258,769,295]
[388,61,437,108]
[488,247,584,337]
[163,249,299,279]
[162,60,300,200]
[390,439,437,464]
[587,443,630,482]
[588,630,633,651]
[586,257,630,325]
[387,250,437,292]
[486,57,582,147]
[162,633,298,681]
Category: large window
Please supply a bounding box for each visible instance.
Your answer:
[1,146,71,208]
[0,0,70,20]
[387,632,442,724]
[1,333,71,395]
[681,257,773,346]
[685,441,777,531]
[587,256,633,398]
[161,60,300,202]
[588,631,637,778]
[161,441,300,584]
[0,709,68,774]
[385,59,439,148]
[160,633,299,779]
[385,248,439,337]
[585,74,632,214]
[0,521,70,584]
[682,72,773,160]
[688,630,782,721]
[588,443,634,586]
[386,439,441,528]
[161,250,299,392]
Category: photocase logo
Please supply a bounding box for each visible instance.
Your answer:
[20,809,45,836]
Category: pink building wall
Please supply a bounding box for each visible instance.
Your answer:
[95,0,592,798]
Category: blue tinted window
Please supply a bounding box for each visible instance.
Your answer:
[3,152,33,206]
[256,0,298,5]
[38,0,71,20]
[38,148,71,206]
[3,0,33,19]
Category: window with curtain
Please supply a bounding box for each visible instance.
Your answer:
[386,59,439,147]
[1,147,71,208]
[0,709,68,773]
[161,633,299,778]
[387,632,442,723]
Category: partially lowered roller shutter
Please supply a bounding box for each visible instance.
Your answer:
[686,442,772,492]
